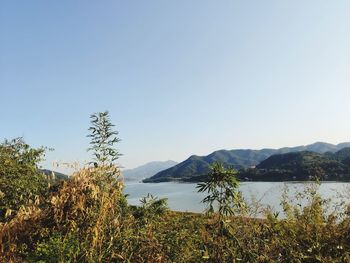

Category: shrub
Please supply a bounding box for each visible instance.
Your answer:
[0,138,48,222]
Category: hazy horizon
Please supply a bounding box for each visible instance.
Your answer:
[1,1,350,170]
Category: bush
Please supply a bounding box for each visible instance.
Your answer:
[0,138,48,222]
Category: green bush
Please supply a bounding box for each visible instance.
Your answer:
[28,232,80,263]
[0,138,48,222]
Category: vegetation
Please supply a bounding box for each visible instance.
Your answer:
[197,162,246,217]
[1,114,350,262]
[87,111,122,185]
[88,111,121,167]
[40,169,69,181]
[0,138,48,222]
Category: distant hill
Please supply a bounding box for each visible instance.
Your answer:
[123,160,178,181]
[257,151,334,170]
[327,147,350,167]
[330,147,350,162]
[240,150,350,181]
[40,169,69,181]
[143,149,275,183]
[144,142,350,183]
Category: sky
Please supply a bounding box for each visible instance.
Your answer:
[1,1,350,171]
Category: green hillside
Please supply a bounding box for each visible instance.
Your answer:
[240,150,350,181]
[331,147,350,162]
[144,142,350,183]
[143,149,275,182]
[257,151,334,170]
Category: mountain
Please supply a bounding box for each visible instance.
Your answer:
[257,151,334,171]
[326,147,350,166]
[330,147,350,162]
[143,149,275,183]
[144,142,350,183]
[240,150,349,181]
[122,160,178,181]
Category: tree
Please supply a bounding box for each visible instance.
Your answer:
[0,138,47,221]
[133,194,169,226]
[197,163,248,260]
[87,111,121,167]
[197,162,246,218]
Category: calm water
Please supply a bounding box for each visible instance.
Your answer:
[124,181,350,215]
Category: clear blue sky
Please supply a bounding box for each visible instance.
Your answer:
[1,1,350,170]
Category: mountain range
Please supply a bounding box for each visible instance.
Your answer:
[122,160,178,181]
[143,142,350,183]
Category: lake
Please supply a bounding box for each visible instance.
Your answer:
[124,181,350,216]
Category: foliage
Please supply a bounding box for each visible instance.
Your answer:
[133,194,169,225]
[87,111,121,167]
[197,162,246,217]
[0,167,129,262]
[0,138,48,222]
[1,164,350,262]
[196,162,248,261]
[28,232,80,263]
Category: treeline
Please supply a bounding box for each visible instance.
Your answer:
[1,112,350,262]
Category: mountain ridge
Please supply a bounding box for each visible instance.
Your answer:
[123,160,178,181]
[144,142,350,183]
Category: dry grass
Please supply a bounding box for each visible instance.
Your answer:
[1,166,350,262]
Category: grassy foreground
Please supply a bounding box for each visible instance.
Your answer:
[1,165,350,262]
